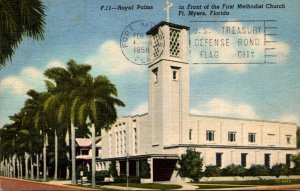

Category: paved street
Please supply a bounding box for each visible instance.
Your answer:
[1,176,300,190]
[0,177,93,190]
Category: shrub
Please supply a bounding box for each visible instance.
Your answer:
[204,165,222,177]
[87,170,110,182]
[221,164,246,177]
[291,166,300,175]
[109,161,118,178]
[292,153,300,175]
[139,160,151,178]
[177,148,204,182]
[246,165,270,176]
[271,163,291,178]
[113,176,140,183]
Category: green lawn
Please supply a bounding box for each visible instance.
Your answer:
[198,179,300,186]
[71,183,182,190]
[113,183,182,190]
[67,184,117,190]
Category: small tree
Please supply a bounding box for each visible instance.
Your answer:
[140,160,150,178]
[291,153,300,175]
[109,161,118,178]
[177,148,204,182]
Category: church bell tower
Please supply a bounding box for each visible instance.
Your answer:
[146,21,190,147]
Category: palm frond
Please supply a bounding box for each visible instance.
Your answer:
[0,0,45,68]
[44,80,56,91]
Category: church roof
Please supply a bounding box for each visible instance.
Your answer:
[146,21,189,35]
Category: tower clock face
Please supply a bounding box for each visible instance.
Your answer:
[120,20,164,65]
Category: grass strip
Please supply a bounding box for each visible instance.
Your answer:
[198,179,300,185]
[113,183,182,190]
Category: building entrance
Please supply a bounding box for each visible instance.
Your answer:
[153,159,177,181]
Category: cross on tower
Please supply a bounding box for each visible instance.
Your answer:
[164,0,173,22]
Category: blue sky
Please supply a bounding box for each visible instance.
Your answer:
[0,0,299,127]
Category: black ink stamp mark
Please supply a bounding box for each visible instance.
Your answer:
[120,20,164,65]
[190,20,277,65]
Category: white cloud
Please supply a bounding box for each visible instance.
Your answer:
[129,102,148,115]
[279,115,299,124]
[85,40,146,75]
[21,67,45,91]
[0,76,29,94]
[190,22,290,73]
[22,67,43,77]
[0,60,67,127]
[191,98,258,119]
[0,60,63,96]
[21,67,44,83]
[46,60,66,68]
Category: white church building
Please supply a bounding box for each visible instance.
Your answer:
[98,21,298,182]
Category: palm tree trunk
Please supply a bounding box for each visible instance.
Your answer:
[6,159,9,177]
[66,152,70,179]
[7,158,9,177]
[25,153,28,179]
[30,156,34,180]
[2,160,4,176]
[9,158,11,177]
[1,160,2,175]
[12,155,16,178]
[3,160,5,176]
[91,123,96,187]
[71,123,76,184]
[7,159,9,177]
[65,129,70,180]
[10,157,13,177]
[0,160,2,175]
[17,158,20,178]
[43,134,47,181]
[5,159,8,176]
[36,154,40,180]
[18,158,21,178]
[4,160,6,176]
[9,158,12,177]
[20,156,23,178]
[54,129,58,180]
[1,160,3,176]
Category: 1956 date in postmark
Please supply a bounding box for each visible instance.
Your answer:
[120,20,164,65]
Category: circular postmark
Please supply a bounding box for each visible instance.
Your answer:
[120,20,164,65]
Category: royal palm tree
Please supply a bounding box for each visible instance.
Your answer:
[0,123,18,177]
[39,81,61,180]
[3,114,23,178]
[43,80,71,180]
[73,74,125,186]
[0,0,46,69]
[0,113,29,178]
[44,60,92,184]
[22,90,49,181]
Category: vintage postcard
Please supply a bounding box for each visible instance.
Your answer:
[0,0,299,190]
